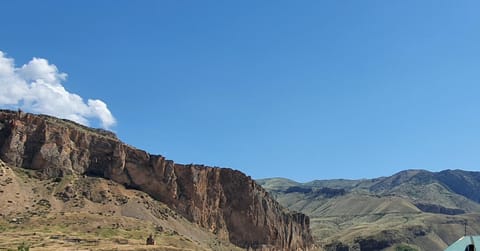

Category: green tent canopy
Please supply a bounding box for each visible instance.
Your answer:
[445,236,480,251]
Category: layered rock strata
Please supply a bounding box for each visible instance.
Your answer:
[0,110,313,250]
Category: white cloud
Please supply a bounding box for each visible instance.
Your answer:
[0,51,116,129]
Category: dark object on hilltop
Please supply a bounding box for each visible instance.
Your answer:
[146,234,155,245]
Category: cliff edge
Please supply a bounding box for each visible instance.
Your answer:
[0,110,313,250]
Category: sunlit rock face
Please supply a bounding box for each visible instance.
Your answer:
[0,109,313,250]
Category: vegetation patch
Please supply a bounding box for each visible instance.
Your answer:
[396,244,418,251]
[17,242,30,251]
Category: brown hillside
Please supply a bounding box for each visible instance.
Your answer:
[0,158,241,250]
[259,169,480,251]
[0,110,313,250]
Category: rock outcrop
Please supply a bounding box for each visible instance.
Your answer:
[414,203,465,215]
[0,110,313,250]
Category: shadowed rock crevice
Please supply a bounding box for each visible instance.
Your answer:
[414,203,465,215]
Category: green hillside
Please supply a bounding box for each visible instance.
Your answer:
[258,169,480,250]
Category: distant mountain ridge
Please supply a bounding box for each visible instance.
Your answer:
[257,169,480,250]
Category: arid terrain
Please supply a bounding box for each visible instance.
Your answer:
[258,170,480,250]
[0,110,313,250]
[2,109,480,251]
[0,158,242,251]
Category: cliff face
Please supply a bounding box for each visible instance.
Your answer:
[0,110,313,250]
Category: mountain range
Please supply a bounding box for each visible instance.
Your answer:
[257,169,480,250]
[1,109,479,251]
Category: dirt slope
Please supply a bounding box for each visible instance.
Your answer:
[0,159,242,250]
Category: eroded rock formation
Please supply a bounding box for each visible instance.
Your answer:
[0,110,313,250]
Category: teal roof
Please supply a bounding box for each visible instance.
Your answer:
[445,236,480,251]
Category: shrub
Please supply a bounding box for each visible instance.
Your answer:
[396,244,417,251]
[17,242,29,251]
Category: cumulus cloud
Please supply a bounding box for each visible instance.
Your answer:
[0,51,116,129]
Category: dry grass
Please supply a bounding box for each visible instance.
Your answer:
[260,177,480,250]
[0,160,242,251]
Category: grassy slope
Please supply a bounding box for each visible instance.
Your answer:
[259,173,480,251]
[255,178,300,190]
[0,159,242,251]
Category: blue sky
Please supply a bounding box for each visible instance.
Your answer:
[1,1,479,181]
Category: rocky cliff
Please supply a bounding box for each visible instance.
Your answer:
[0,110,313,250]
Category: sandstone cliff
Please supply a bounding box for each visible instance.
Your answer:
[0,110,313,250]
